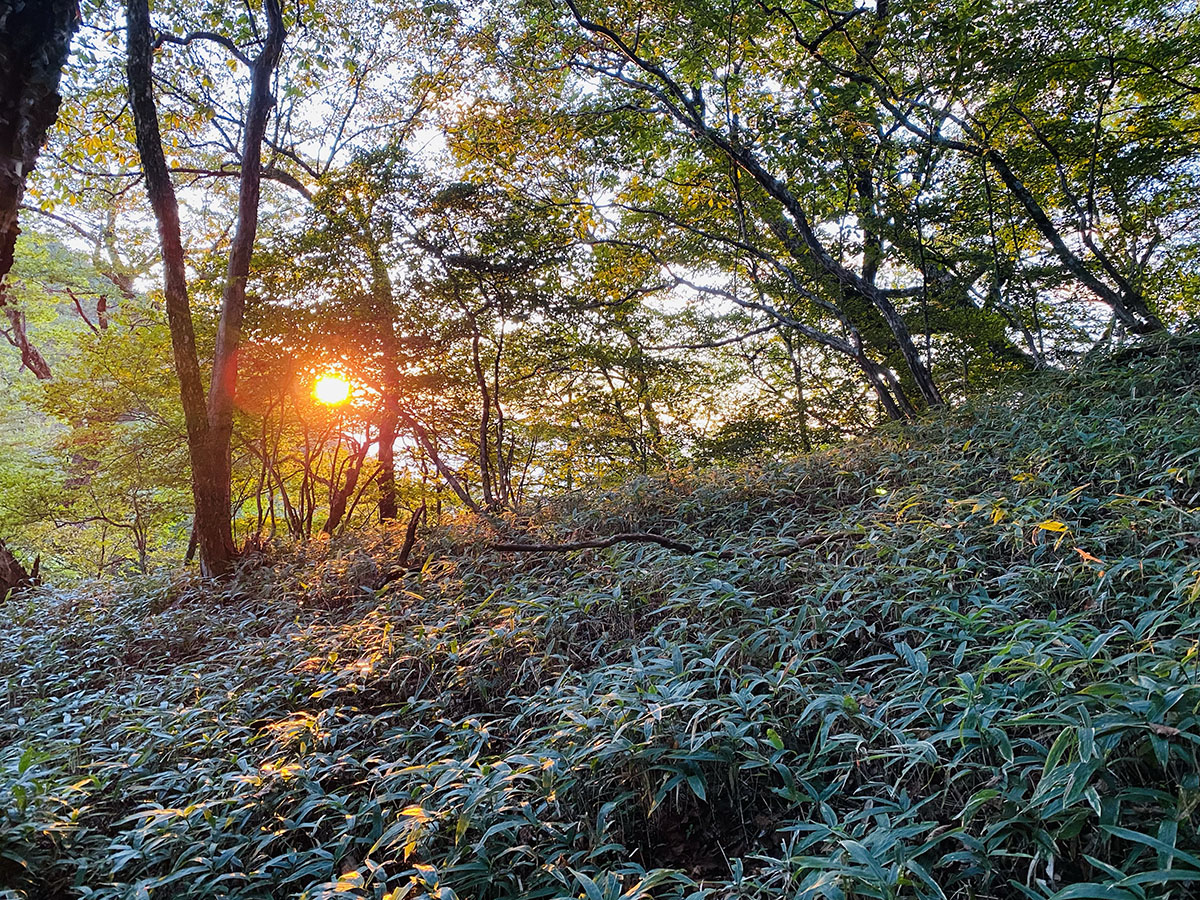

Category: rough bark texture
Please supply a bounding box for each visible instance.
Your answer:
[203,0,286,561]
[0,0,79,588]
[126,0,284,576]
[0,0,78,377]
[0,538,38,598]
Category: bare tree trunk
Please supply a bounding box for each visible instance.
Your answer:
[782,331,813,453]
[0,0,78,380]
[205,0,285,544]
[323,433,372,534]
[984,151,1163,334]
[0,539,38,599]
[492,323,513,506]
[378,390,400,521]
[396,503,425,567]
[126,0,284,576]
[470,322,495,507]
[398,409,495,523]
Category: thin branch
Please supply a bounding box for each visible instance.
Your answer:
[646,322,778,351]
[492,530,854,558]
[493,531,698,554]
[153,30,252,67]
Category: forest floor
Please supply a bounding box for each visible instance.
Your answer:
[4,337,1200,900]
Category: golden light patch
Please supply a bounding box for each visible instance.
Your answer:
[313,373,351,405]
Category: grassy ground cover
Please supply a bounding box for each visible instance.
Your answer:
[3,338,1200,899]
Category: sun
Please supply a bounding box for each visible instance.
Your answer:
[313,373,351,405]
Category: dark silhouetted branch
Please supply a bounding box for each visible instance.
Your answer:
[492,531,855,558]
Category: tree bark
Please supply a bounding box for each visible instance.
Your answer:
[126,0,284,576]
[0,539,38,598]
[205,0,286,546]
[323,433,372,534]
[378,392,400,521]
[983,151,1163,334]
[0,0,79,377]
[0,0,78,573]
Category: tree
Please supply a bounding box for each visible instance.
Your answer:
[0,0,80,595]
[475,0,1198,421]
[0,227,192,579]
[486,0,952,416]
[125,0,284,576]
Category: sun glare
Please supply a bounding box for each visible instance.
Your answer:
[313,373,351,405]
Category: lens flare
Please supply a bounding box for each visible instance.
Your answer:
[313,373,351,405]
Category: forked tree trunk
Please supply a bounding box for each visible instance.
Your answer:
[126,0,285,576]
[323,434,372,534]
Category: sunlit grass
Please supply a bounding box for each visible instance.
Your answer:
[3,336,1200,899]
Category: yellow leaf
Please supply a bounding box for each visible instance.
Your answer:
[1035,520,1069,533]
[335,872,364,891]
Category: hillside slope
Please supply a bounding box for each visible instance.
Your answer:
[4,338,1200,900]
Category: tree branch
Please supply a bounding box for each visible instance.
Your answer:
[153,30,252,67]
[492,530,853,558]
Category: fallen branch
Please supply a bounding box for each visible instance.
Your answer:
[396,503,427,568]
[492,532,698,554]
[491,531,854,558]
[380,504,429,587]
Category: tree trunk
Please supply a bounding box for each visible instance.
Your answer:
[398,409,494,522]
[0,0,79,377]
[126,0,284,577]
[204,0,286,545]
[984,151,1163,334]
[0,0,78,570]
[470,323,495,507]
[378,393,399,521]
[0,539,38,599]
[349,203,402,522]
[323,434,372,534]
[782,331,813,453]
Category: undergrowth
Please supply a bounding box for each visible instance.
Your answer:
[3,337,1200,899]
